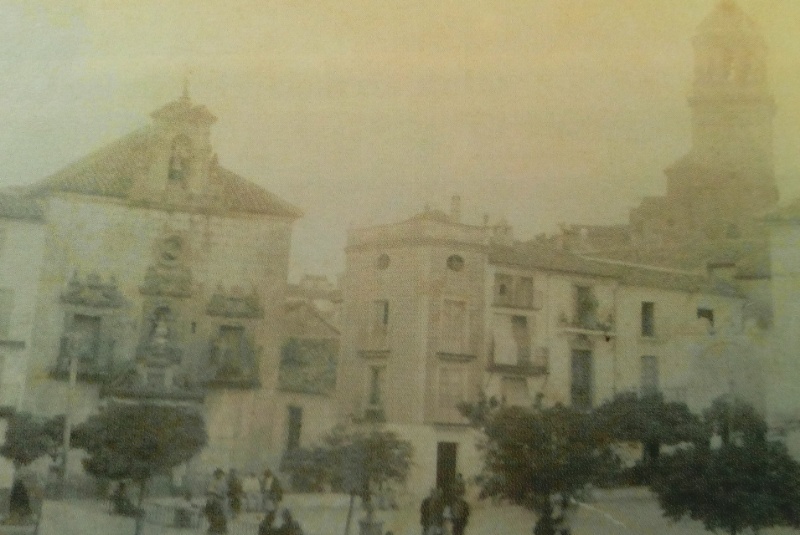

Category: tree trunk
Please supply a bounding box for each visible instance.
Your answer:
[133,479,148,535]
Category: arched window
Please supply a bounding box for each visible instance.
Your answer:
[168,135,192,184]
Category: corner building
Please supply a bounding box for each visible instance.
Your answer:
[338,199,752,496]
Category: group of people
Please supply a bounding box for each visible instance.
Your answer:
[205,467,286,534]
[420,474,470,535]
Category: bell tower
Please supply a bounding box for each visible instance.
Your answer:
[662,0,777,241]
[130,84,218,207]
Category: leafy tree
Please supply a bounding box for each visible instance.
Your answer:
[702,395,767,446]
[650,397,800,535]
[462,400,618,535]
[0,412,64,467]
[72,403,207,535]
[594,392,703,465]
[282,425,412,528]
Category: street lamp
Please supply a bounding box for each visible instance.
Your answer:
[60,331,80,499]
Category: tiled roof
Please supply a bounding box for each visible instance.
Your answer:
[23,126,302,218]
[0,193,44,221]
[582,239,770,280]
[491,242,744,296]
[403,209,452,224]
[490,243,620,278]
[27,129,148,199]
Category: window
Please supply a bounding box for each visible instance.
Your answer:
[68,314,102,363]
[641,355,659,395]
[367,366,384,407]
[515,277,533,308]
[211,325,246,376]
[494,274,513,306]
[286,405,303,451]
[510,316,531,365]
[641,301,655,337]
[442,300,467,353]
[501,377,529,406]
[438,366,465,411]
[570,350,593,410]
[372,300,389,336]
[575,286,597,328]
[446,255,464,272]
[376,253,390,270]
[697,308,714,327]
[0,289,13,339]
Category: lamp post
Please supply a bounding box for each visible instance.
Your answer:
[60,332,79,499]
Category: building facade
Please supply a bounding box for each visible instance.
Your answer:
[337,198,752,496]
[2,91,307,478]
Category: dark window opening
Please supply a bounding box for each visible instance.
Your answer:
[641,301,655,337]
[511,316,531,365]
[571,350,593,410]
[575,286,597,328]
[286,405,303,451]
[641,355,659,395]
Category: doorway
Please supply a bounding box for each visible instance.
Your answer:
[571,349,593,410]
[436,442,457,491]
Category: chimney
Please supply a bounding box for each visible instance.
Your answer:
[450,195,461,223]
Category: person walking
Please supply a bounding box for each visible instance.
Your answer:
[227,469,244,518]
[243,472,261,512]
[420,488,445,535]
[450,497,470,535]
[260,468,283,513]
[275,508,304,535]
[205,468,229,534]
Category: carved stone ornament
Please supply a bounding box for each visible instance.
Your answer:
[206,286,264,318]
[140,236,193,297]
[136,304,182,366]
[61,272,125,308]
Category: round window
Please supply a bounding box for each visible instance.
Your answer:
[376,253,390,270]
[447,254,465,272]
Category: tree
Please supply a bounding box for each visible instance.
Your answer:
[72,403,207,535]
[650,397,800,535]
[0,412,64,467]
[593,392,703,481]
[462,400,618,535]
[282,425,412,534]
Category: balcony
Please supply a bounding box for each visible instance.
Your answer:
[558,313,616,340]
[487,361,547,377]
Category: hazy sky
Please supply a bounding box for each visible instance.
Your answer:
[1,0,799,279]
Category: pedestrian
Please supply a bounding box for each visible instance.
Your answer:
[275,508,304,535]
[243,471,261,512]
[420,488,445,535]
[450,497,470,535]
[452,473,466,499]
[260,468,283,513]
[8,478,32,522]
[258,509,277,535]
[227,469,244,517]
[111,481,141,517]
[205,468,229,534]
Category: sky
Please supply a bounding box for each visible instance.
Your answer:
[1,0,799,280]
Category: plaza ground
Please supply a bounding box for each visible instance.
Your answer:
[31,488,800,535]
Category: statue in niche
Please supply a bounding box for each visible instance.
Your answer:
[168,135,192,184]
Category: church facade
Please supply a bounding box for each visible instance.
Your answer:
[1,91,304,477]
